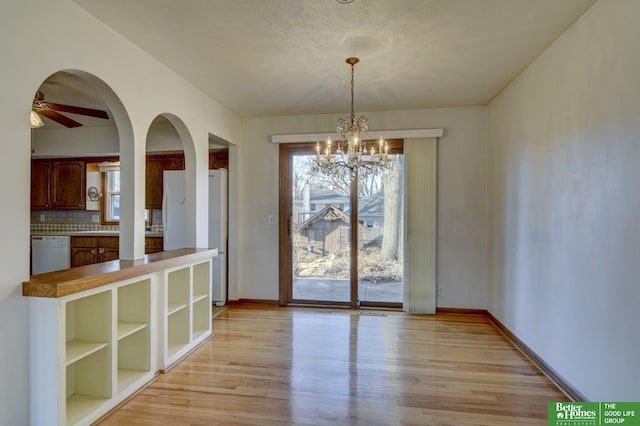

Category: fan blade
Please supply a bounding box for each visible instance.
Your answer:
[45,102,109,119]
[37,109,83,128]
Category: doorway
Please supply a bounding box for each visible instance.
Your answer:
[279,141,404,308]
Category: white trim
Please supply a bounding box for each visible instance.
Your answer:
[271,128,444,144]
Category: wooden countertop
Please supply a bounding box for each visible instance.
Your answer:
[23,248,218,298]
[31,231,164,237]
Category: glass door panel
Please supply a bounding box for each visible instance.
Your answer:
[357,154,404,305]
[291,154,351,303]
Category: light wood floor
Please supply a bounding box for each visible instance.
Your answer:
[99,305,567,425]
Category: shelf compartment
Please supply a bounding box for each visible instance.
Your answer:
[192,261,210,302]
[167,305,189,357]
[192,296,211,338]
[66,291,111,358]
[66,340,109,366]
[117,369,148,393]
[66,346,111,425]
[117,322,148,341]
[167,303,188,316]
[66,394,110,426]
[117,330,150,392]
[167,267,190,307]
[191,293,209,304]
[117,279,152,393]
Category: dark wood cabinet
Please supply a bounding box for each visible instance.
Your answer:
[71,246,98,267]
[31,161,52,209]
[209,148,229,170]
[145,236,163,254]
[52,161,86,209]
[31,159,86,210]
[145,153,185,209]
[71,236,119,267]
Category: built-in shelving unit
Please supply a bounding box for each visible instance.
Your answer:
[164,260,212,366]
[65,290,111,426]
[192,261,212,340]
[167,267,190,359]
[25,249,217,426]
[117,279,151,393]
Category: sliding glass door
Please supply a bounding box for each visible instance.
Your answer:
[279,142,403,308]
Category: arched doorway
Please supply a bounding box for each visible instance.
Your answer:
[29,70,134,272]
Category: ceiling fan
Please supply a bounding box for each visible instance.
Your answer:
[31,90,109,128]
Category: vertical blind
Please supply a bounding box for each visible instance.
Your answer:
[403,137,437,314]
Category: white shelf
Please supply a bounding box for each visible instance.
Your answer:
[66,340,109,366]
[167,303,188,316]
[192,293,208,304]
[66,394,110,426]
[117,322,148,341]
[192,329,208,342]
[117,369,147,393]
[167,342,184,357]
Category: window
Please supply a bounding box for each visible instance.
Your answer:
[104,170,120,222]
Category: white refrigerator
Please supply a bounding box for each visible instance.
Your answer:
[162,170,186,250]
[162,169,228,305]
[209,169,228,306]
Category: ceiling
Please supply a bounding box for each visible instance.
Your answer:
[65,0,596,120]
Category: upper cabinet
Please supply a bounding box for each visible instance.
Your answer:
[208,149,229,170]
[31,161,52,209]
[31,159,86,210]
[145,153,184,209]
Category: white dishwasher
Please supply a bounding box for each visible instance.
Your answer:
[31,236,71,275]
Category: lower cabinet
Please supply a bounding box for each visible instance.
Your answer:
[70,236,119,267]
[27,257,213,426]
[145,236,163,254]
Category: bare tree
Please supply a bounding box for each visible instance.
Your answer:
[295,156,382,198]
[380,155,404,261]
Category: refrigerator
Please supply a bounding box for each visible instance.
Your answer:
[162,169,228,305]
[209,169,228,306]
[162,170,187,250]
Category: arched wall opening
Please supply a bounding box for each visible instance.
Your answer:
[29,69,136,265]
[145,113,197,249]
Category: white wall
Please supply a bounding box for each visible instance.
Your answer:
[0,0,241,423]
[32,126,119,156]
[32,119,183,157]
[238,107,487,307]
[487,0,640,401]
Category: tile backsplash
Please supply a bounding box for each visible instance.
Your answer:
[30,210,163,233]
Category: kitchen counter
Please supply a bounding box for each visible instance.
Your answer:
[23,247,217,298]
[30,231,164,237]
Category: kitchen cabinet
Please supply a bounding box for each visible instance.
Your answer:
[31,161,52,209]
[31,159,86,210]
[208,148,229,170]
[145,153,184,209]
[70,236,119,267]
[145,236,163,254]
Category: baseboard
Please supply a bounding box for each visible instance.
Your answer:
[485,310,587,402]
[436,307,487,316]
[226,298,280,306]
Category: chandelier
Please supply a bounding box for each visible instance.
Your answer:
[313,57,390,177]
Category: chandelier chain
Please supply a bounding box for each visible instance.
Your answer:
[350,62,355,128]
